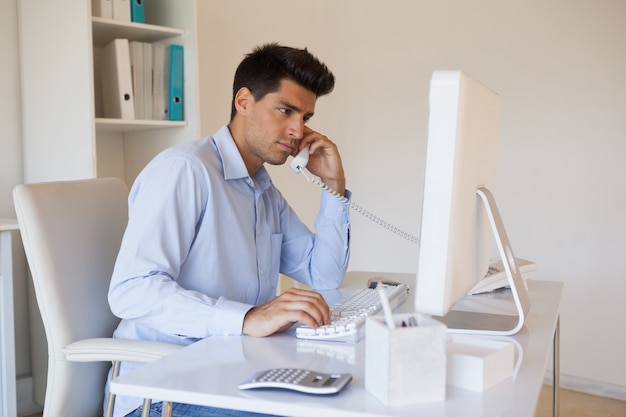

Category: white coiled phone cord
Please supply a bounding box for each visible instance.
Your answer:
[300,170,420,245]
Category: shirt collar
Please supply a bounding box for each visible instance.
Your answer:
[212,125,272,191]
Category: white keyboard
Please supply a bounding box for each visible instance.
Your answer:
[295,283,408,343]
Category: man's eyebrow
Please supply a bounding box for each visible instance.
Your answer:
[279,101,302,112]
[279,101,314,118]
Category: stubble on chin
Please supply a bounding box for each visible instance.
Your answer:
[264,152,289,166]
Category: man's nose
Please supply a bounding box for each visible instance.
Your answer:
[287,118,305,140]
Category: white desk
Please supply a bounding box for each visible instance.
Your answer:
[0,218,20,417]
[111,272,563,417]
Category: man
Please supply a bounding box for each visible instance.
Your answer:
[107,43,351,416]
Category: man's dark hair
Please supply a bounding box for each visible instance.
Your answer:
[230,43,335,120]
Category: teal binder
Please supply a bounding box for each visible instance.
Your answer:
[131,0,145,23]
[168,44,184,121]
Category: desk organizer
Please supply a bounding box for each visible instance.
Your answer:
[365,313,447,406]
[446,335,515,391]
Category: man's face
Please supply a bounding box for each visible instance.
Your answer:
[240,79,316,169]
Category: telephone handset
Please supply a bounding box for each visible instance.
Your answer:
[290,146,310,174]
[290,146,419,244]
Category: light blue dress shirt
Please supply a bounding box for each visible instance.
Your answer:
[108,125,351,345]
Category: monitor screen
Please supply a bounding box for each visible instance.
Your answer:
[414,71,530,336]
[415,70,500,317]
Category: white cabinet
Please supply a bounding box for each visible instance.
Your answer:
[19,0,200,185]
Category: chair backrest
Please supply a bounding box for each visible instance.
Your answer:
[14,178,129,417]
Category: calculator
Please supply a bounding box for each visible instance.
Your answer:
[237,368,353,394]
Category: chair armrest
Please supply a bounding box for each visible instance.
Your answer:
[63,338,182,363]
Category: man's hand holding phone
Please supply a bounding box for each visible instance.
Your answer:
[292,127,346,197]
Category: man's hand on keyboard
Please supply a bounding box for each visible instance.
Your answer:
[242,288,331,337]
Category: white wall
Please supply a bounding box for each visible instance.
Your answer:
[197,0,626,399]
[0,0,32,383]
[0,0,23,216]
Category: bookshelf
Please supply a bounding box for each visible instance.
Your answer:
[95,118,187,133]
[19,0,200,186]
[91,17,184,46]
[18,0,200,406]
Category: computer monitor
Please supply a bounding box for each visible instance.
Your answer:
[415,70,530,336]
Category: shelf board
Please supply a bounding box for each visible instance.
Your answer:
[92,17,184,47]
[96,118,187,133]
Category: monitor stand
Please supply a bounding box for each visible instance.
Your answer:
[433,187,531,336]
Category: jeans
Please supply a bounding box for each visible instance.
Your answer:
[124,402,280,417]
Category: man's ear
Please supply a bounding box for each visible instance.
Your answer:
[234,87,253,115]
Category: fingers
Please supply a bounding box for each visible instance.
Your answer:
[279,288,331,325]
[299,126,335,155]
[242,288,330,337]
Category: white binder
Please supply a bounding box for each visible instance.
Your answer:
[112,0,131,21]
[92,0,113,18]
[152,43,169,120]
[143,42,153,120]
[100,38,135,119]
[129,40,144,119]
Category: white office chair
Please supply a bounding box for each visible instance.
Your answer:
[14,178,181,417]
